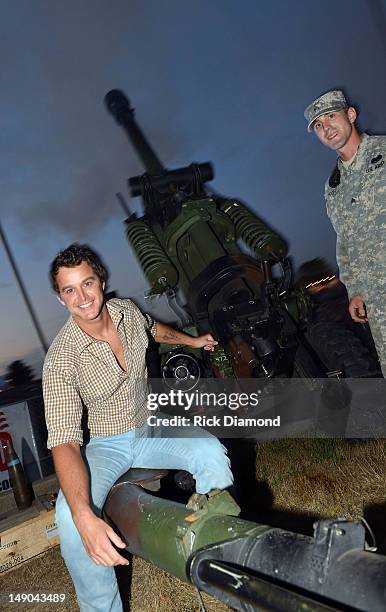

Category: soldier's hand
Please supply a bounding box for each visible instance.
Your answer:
[75,512,129,566]
[349,295,367,322]
[194,333,218,352]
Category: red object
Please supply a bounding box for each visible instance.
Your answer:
[0,431,12,472]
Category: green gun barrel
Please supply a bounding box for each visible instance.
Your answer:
[104,473,267,582]
[104,469,386,612]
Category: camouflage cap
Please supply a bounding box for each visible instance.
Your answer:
[304,90,348,132]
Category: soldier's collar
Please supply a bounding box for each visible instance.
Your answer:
[338,133,369,170]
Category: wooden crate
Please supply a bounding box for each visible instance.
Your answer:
[0,496,59,574]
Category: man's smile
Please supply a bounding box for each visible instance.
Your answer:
[79,301,94,309]
[327,131,338,141]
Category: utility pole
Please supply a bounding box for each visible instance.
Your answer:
[0,220,49,354]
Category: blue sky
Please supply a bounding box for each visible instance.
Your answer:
[1,0,385,376]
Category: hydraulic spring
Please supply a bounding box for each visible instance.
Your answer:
[126,219,178,293]
[220,200,287,261]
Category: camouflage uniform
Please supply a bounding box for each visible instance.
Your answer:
[304,91,386,376]
[324,133,386,376]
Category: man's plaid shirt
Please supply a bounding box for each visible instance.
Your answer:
[43,298,156,449]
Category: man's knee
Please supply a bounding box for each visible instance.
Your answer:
[193,437,233,492]
[194,434,227,461]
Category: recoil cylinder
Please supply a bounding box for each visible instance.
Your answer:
[125,220,178,293]
[220,200,287,261]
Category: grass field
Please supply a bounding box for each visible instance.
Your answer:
[1,438,385,611]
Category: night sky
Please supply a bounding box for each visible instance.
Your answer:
[1,0,386,376]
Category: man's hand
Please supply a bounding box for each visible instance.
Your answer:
[52,444,128,566]
[193,333,218,352]
[349,295,367,322]
[74,511,129,567]
[154,322,218,351]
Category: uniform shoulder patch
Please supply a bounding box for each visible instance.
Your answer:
[328,164,340,189]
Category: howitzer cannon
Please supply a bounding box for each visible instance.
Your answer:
[104,469,386,612]
[105,89,320,382]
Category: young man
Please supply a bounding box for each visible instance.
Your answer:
[43,243,233,611]
[304,89,386,376]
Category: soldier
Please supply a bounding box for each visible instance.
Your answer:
[304,90,386,377]
[43,243,233,611]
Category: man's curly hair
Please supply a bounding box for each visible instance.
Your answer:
[49,243,109,293]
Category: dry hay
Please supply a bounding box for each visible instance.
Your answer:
[255,438,386,520]
[130,557,230,612]
[0,547,76,612]
[0,546,230,612]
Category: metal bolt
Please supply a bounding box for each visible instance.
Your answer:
[334,528,344,536]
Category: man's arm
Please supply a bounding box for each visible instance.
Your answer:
[44,362,129,566]
[154,321,218,351]
[52,443,129,567]
[335,235,361,295]
[335,235,366,323]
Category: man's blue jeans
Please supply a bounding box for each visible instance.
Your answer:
[55,422,233,611]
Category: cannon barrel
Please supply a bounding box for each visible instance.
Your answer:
[105,89,165,174]
[104,470,386,612]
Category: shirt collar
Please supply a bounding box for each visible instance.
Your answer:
[106,300,125,328]
[68,299,125,353]
[338,133,370,171]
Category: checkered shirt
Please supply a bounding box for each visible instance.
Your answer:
[43,298,156,449]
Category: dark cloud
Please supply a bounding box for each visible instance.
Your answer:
[16,163,122,239]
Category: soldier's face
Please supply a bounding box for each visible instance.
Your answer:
[56,261,105,323]
[312,108,356,152]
